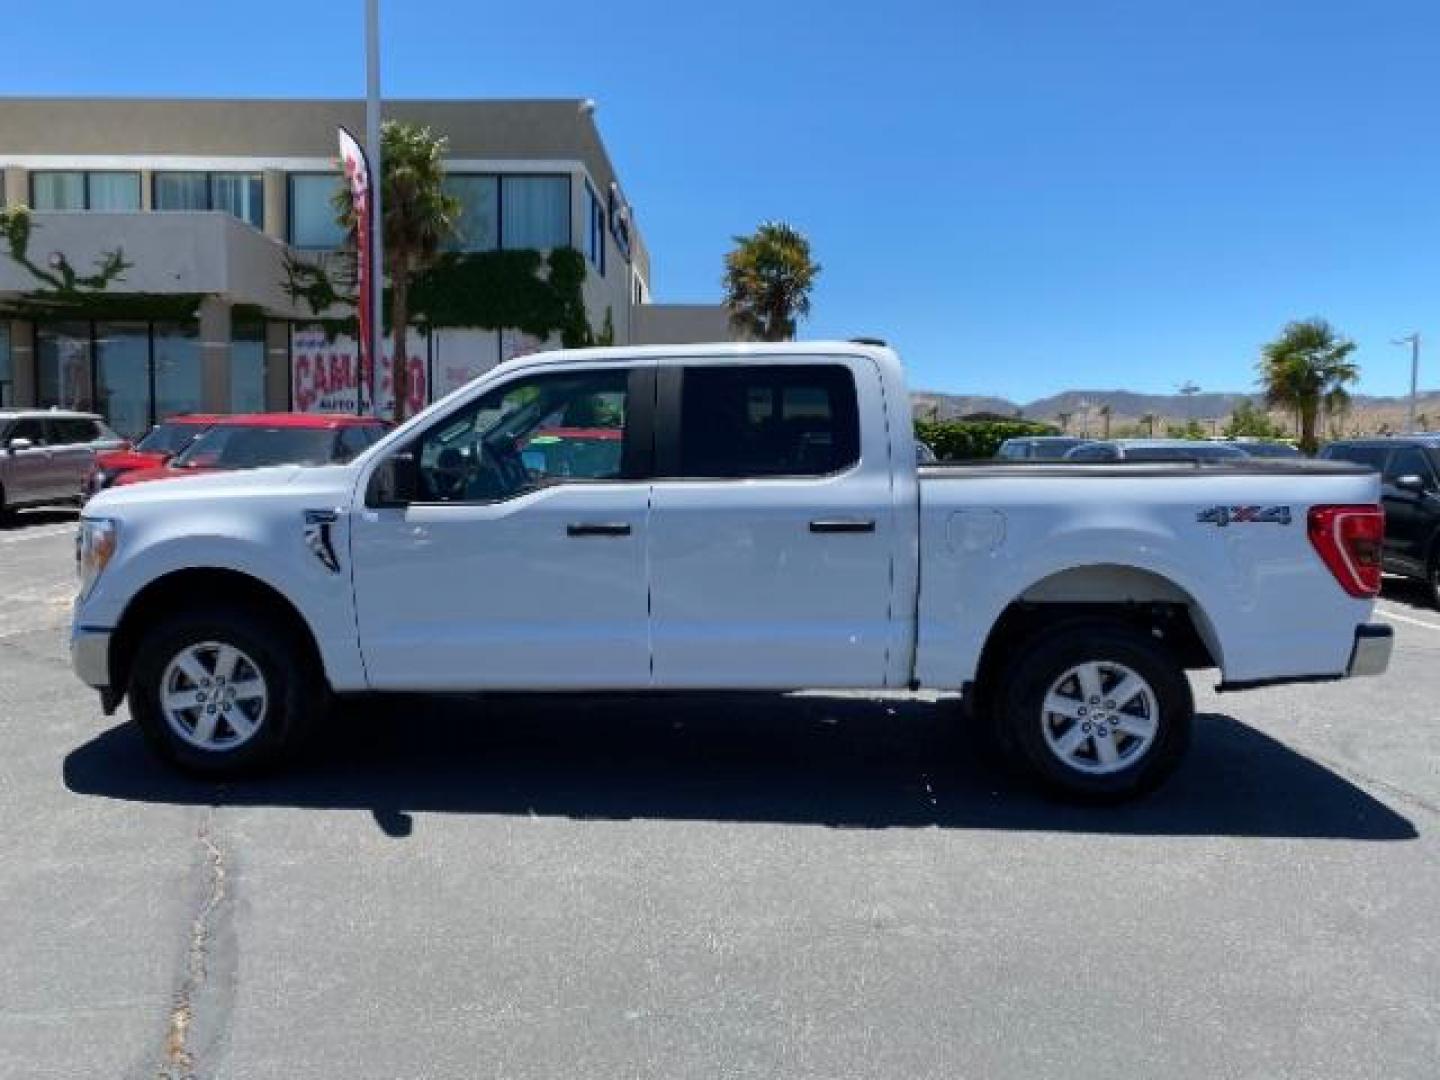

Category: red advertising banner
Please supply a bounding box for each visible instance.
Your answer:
[337,126,373,414]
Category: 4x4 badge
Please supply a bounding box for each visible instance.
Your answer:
[1197,505,1292,527]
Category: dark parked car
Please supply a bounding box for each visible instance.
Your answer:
[1231,439,1304,459]
[1320,437,1440,605]
[1062,439,1249,463]
[995,436,1087,461]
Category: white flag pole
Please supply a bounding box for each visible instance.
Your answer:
[365,0,384,417]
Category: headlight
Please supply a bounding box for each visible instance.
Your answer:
[77,518,119,599]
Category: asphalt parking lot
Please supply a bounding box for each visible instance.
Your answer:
[0,509,1436,1079]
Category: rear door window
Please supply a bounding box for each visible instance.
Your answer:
[672,364,860,478]
[52,418,98,444]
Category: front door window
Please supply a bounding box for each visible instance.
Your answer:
[414,369,630,503]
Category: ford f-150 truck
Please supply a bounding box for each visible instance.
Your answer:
[71,342,1393,800]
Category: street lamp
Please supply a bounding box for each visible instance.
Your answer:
[1392,333,1421,433]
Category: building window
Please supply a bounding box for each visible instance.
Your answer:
[31,171,141,212]
[210,174,263,228]
[36,323,93,410]
[153,172,209,211]
[153,323,203,422]
[585,183,606,275]
[231,323,267,413]
[500,175,570,250]
[288,174,346,249]
[32,172,85,210]
[95,323,152,440]
[153,172,265,228]
[607,185,632,261]
[444,175,499,251]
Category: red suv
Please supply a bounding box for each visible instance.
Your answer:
[109,413,389,489]
[89,414,223,495]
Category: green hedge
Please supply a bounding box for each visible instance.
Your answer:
[914,418,1060,461]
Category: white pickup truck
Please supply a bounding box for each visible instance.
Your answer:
[71,342,1393,799]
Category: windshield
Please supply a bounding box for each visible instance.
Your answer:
[172,426,338,470]
[136,422,207,456]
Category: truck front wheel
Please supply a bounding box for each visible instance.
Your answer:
[996,620,1193,801]
[127,606,322,776]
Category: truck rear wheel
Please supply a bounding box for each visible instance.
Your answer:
[127,606,323,776]
[995,620,1192,801]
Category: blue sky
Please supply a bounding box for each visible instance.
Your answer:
[5,0,1437,401]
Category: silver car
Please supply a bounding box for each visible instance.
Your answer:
[0,410,125,517]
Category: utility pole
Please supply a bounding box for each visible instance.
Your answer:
[365,0,385,417]
[1393,333,1421,433]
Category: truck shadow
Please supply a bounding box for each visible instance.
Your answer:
[0,508,78,531]
[64,693,1416,841]
[1380,575,1438,615]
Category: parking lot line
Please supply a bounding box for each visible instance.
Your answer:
[1375,605,1440,632]
[0,525,77,545]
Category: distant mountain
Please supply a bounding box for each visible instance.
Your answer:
[1022,390,1256,423]
[911,391,1020,420]
[911,386,1440,435]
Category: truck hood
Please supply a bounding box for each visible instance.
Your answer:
[85,463,358,515]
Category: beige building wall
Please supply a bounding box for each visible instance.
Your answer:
[632,304,736,346]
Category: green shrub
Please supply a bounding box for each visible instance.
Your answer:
[914,418,1060,461]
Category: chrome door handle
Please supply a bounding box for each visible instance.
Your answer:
[566,522,632,537]
[809,518,876,534]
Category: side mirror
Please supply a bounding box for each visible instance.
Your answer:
[7,437,33,453]
[368,448,419,507]
[1394,474,1430,494]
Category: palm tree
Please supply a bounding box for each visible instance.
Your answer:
[1258,318,1359,454]
[1139,412,1158,437]
[722,221,820,341]
[1098,403,1113,439]
[336,121,460,420]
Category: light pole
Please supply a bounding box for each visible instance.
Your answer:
[1177,381,1200,434]
[365,0,385,417]
[1392,333,1420,432]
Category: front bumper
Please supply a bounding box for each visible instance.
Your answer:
[1347,622,1393,678]
[70,626,112,689]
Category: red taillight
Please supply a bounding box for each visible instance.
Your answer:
[1308,504,1384,597]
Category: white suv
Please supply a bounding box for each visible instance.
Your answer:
[0,410,124,518]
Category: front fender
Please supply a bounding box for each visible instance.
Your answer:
[79,516,366,692]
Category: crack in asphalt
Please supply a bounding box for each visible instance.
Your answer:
[158,807,232,1080]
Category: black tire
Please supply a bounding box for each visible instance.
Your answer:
[128,606,325,777]
[1425,554,1440,611]
[994,619,1193,802]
